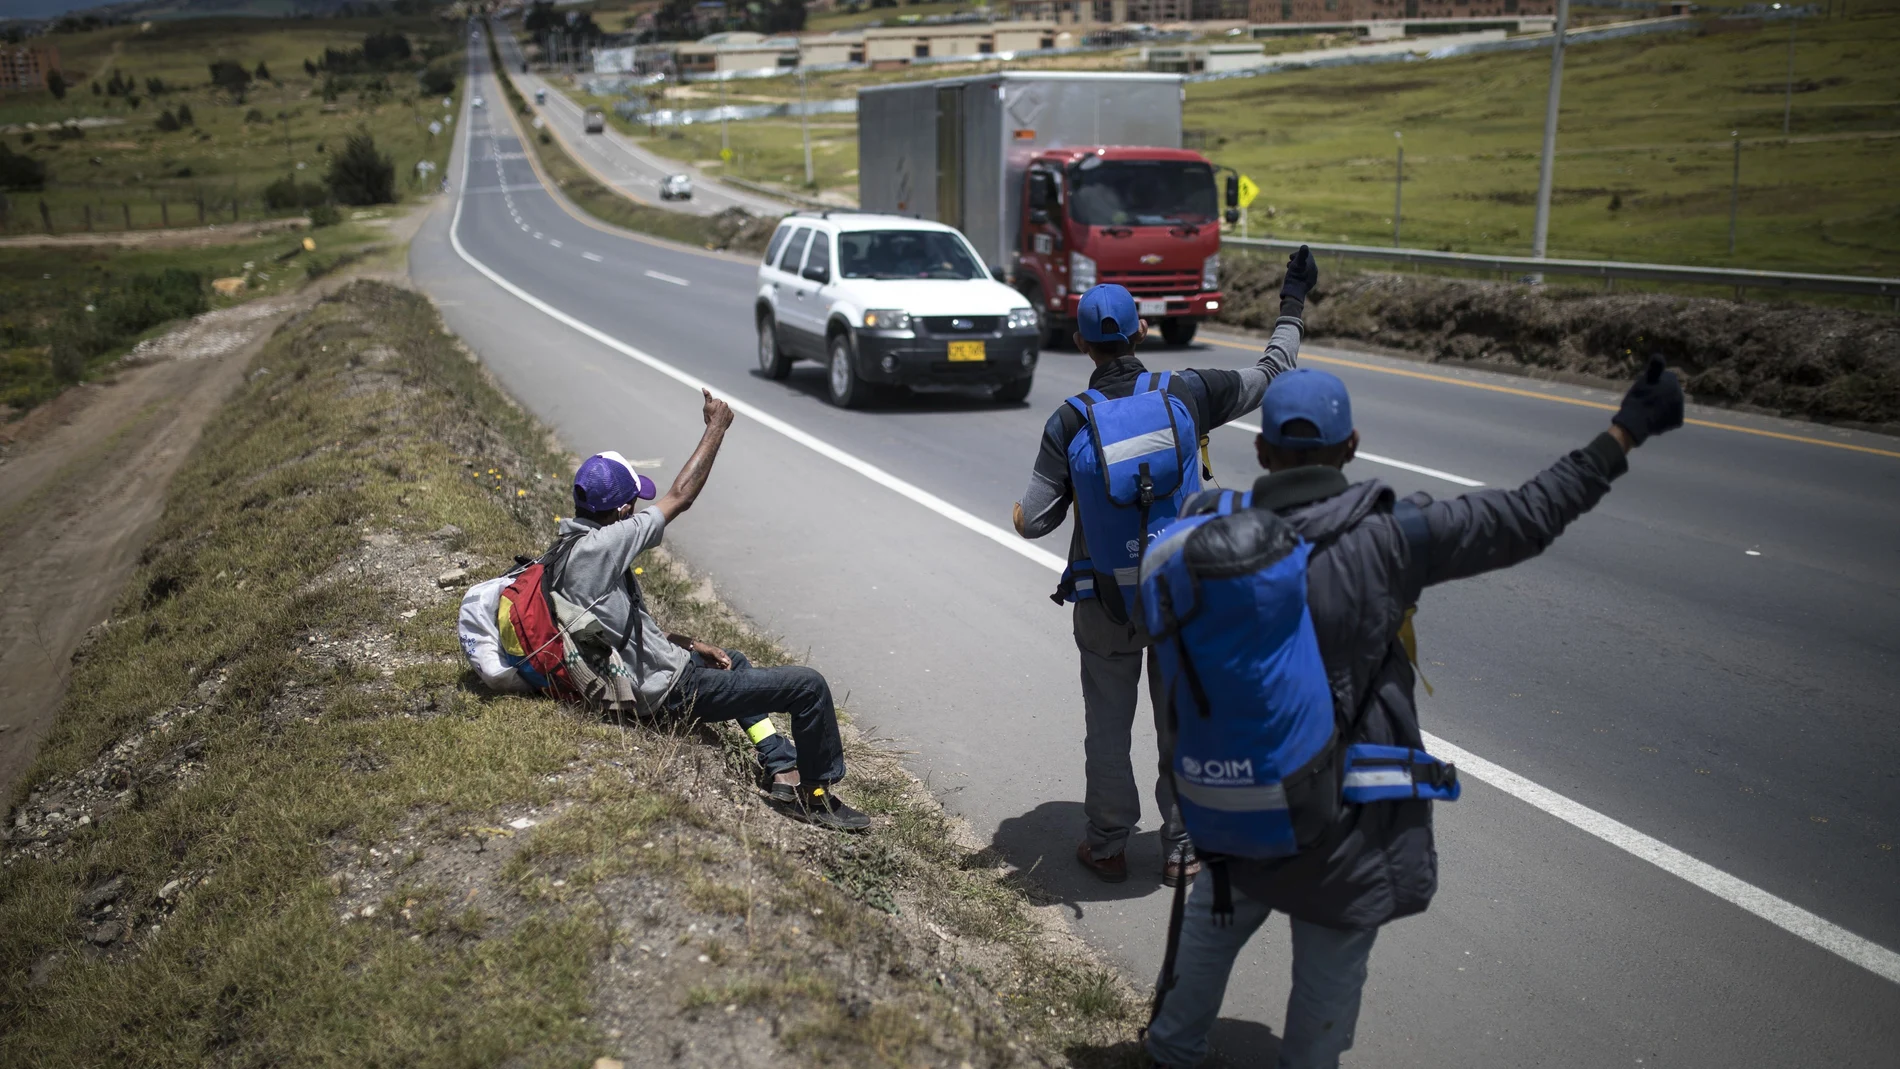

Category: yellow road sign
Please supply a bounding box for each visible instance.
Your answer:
[1237,174,1260,209]
[719,147,733,163]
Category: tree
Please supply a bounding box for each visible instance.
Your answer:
[47,70,67,99]
[155,109,181,132]
[325,130,394,206]
[91,81,100,95]
[255,61,272,81]
[176,103,195,126]
[209,60,253,94]
[361,31,412,67]
[0,142,47,192]
[145,76,167,94]
[303,57,317,76]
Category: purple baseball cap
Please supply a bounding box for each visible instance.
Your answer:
[572,450,658,513]
[1076,284,1140,345]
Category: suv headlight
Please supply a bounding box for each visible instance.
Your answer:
[1201,254,1220,293]
[1006,306,1039,332]
[1069,251,1097,292]
[861,309,912,331]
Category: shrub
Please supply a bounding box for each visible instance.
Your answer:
[309,202,341,228]
[208,59,253,94]
[362,31,413,67]
[255,60,272,81]
[145,76,167,94]
[264,173,329,210]
[175,102,194,126]
[155,109,180,132]
[419,56,457,96]
[48,70,67,99]
[325,130,394,206]
[0,142,47,191]
[244,107,267,124]
[47,269,206,383]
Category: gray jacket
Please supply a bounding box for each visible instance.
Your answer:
[1228,432,1630,930]
[548,509,692,712]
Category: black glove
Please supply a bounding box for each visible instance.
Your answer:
[1612,354,1684,446]
[1279,245,1318,319]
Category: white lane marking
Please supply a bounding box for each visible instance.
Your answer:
[550,239,563,248]
[582,252,604,262]
[449,78,1900,988]
[1421,732,1900,985]
[1228,421,1484,487]
[533,231,543,240]
[643,269,690,287]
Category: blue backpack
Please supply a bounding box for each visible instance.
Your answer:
[1056,371,1201,622]
[1138,494,1461,861]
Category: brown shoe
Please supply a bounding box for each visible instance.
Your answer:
[1161,852,1201,888]
[1076,841,1128,883]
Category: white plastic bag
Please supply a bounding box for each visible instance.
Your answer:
[458,576,533,694]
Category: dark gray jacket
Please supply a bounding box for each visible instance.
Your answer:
[1229,432,1630,930]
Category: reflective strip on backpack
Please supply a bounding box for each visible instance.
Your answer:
[1340,743,1462,803]
[1102,427,1179,466]
[1112,566,1140,587]
[1342,768,1412,791]
[1175,779,1289,813]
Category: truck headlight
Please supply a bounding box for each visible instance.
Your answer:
[1201,253,1220,293]
[1069,251,1097,292]
[862,309,911,331]
[1006,307,1039,332]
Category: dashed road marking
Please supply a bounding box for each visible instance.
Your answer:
[643,269,690,287]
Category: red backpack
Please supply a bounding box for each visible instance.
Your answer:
[496,534,585,700]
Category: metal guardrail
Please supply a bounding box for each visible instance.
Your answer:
[1221,236,1900,301]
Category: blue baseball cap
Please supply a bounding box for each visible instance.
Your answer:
[573,450,658,513]
[1260,369,1354,448]
[1076,284,1140,346]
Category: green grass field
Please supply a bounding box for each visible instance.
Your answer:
[1191,11,1900,273]
[0,15,462,234]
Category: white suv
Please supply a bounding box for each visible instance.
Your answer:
[754,213,1041,408]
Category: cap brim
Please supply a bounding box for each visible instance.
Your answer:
[634,473,658,500]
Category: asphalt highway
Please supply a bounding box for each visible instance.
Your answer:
[416,40,1900,1065]
[488,27,787,218]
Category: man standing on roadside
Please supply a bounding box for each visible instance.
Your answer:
[551,388,870,832]
[1143,357,1685,1068]
[1011,248,1317,887]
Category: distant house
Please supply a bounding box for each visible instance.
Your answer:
[859,20,1062,69]
[0,43,60,92]
[675,31,801,75]
[1249,0,1555,23]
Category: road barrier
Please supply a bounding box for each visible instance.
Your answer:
[1222,236,1900,303]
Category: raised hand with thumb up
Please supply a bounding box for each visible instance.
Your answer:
[1610,354,1684,448]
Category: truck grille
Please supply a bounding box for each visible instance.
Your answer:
[1107,270,1202,298]
[919,315,1000,335]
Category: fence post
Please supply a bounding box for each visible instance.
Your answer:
[161,198,169,227]
[0,194,8,232]
[123,202,132,230]
[41,199,52,233]
[197,194,206,225]
[84,204,92,231]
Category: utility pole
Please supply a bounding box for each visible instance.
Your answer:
[1728,130,1741,255]
[1531,0,1570,277]
[1783,9,1797,137]
[719,71,729,159]
[1393,131,1403,247]
[799,65,813,188]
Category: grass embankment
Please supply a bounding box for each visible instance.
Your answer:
[0,15,461,234]
[0,280,1147,1066]
[0,220,400,416]
[487,32,780,254]
[1192,9,1900,275]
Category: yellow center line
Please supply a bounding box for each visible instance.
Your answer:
[1204,336,1900,461]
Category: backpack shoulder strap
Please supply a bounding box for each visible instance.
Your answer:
[1390,498,1432,604]
[1065,389,1107,421]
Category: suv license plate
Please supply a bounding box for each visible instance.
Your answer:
[948,340,986,362]
[1138,299,1169,316]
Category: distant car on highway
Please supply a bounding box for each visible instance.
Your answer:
[534,88,547,105]
[583,107,605,134]
[755,213,1040,408]
[659,174,693,201]
[472,95,485,109]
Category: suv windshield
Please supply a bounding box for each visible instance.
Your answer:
[838,230,984,281]
[1067,159,1217,227]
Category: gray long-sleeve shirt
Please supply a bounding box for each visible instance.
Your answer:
[1016,314,1305,551]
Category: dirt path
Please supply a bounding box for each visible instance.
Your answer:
[0,292,317,799]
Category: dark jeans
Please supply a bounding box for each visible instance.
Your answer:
[661,649,846,786]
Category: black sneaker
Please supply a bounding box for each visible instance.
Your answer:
[761,769,800,804]
[791,785,871,832]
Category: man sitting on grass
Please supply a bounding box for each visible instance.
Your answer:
[549,389,870,832]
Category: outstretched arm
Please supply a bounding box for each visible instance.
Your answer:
[1414,356,1683,590]
[654,389,735,523]
[1202,245,1316,426]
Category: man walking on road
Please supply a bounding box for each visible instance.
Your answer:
[1011,249,1317,886]
[550,389,870,832]
[1144,357,1685,1068]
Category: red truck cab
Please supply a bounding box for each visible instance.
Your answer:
[1015,147,1228,348]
